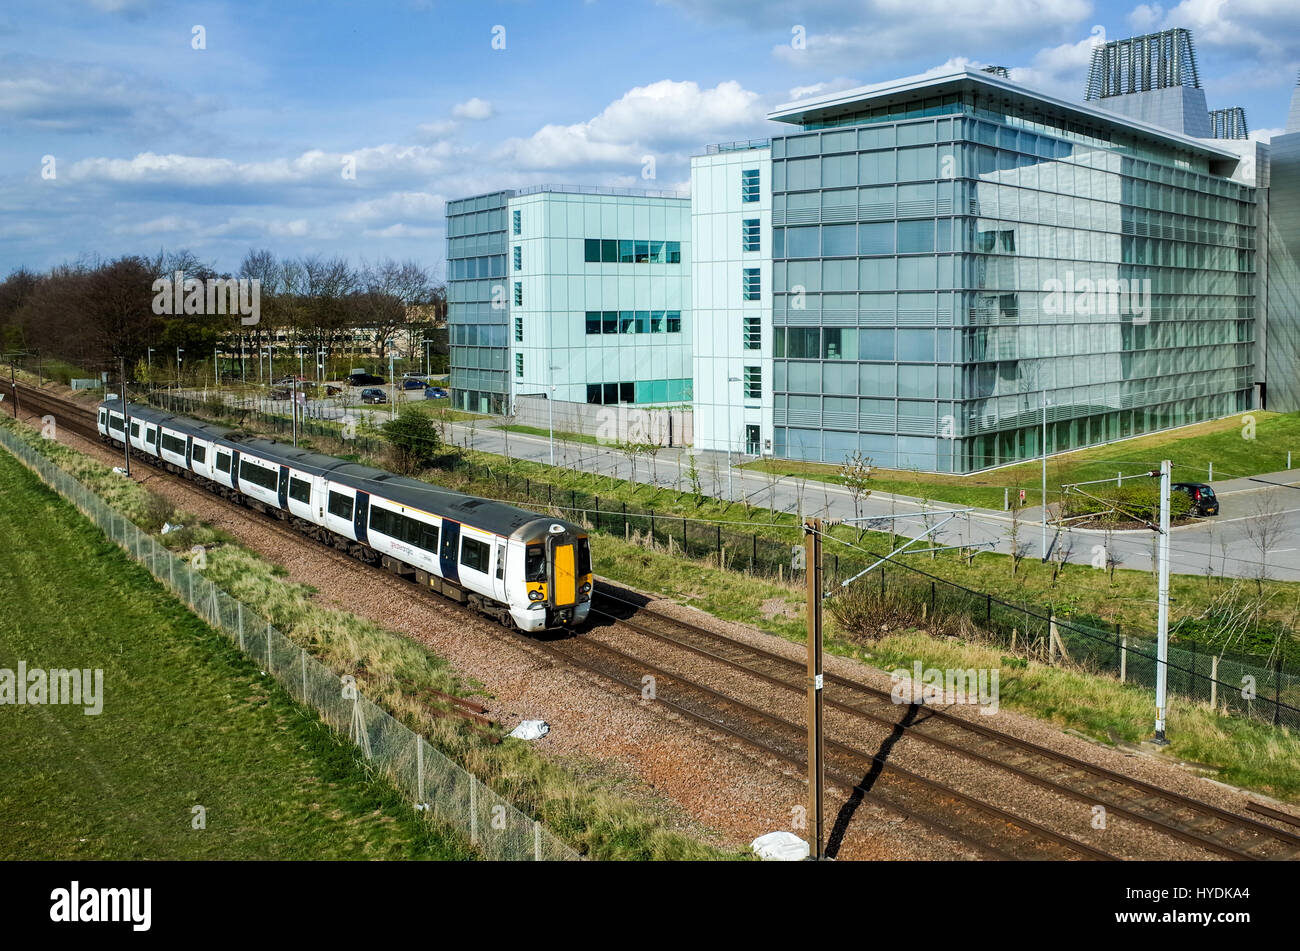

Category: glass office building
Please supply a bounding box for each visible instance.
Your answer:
[748,67,1255,472]
[447,191,512,415]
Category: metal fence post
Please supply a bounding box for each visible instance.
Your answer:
[534,820,542,861]
[1120,634,1127,683]
[237,600,244,651]
[417,737,424,805]
[301,648,308,701]
[1210,655,1218,710]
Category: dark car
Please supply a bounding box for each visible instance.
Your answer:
[424,386,448,400]
[401,377,427,390]
[349,373,385,386]
[1173,482,1219,516]
[359,387,387,404]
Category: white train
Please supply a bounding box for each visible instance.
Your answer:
[98,401,592,632]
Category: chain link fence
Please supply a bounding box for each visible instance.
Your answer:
[145,389,1299,732]
[0,425,580,861]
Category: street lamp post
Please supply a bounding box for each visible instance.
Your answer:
[547,364,562,467]
[176,348,184,391]
[1040,390,1050,562]
[146,348,155,387]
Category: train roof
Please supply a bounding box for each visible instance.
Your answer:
[101,399,561,537]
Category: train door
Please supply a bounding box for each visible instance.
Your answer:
[547,532,578,607]
[439,520,460,583]
[185,436,193,469]
[278,465,289,510]
[492,541,507,603]
[353,491,369,544]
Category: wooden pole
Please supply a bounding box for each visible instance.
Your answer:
[804,517,824,860]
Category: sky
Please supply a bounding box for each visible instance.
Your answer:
[1,0,1297,279]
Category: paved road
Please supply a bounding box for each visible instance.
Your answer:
[444,420,1300,583]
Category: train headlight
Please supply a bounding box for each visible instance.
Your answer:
[528,590,545,602]
[579,582,591,595]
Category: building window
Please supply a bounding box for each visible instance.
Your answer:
[514,317,523,342]
[742,218,760,252]
[741,168,760,202]
[515,353,524,378]
[743,267,761,300]
[583,238,680,264]
[743,366,761,399]
[512,209,521,235]
[584,310,682,334]
[513,246,522,270]
[513,282,523,306]
[743,316,761,350]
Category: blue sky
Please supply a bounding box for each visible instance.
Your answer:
[1,0,1297,278]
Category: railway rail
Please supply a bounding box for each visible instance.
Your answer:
[7,379,1298,861]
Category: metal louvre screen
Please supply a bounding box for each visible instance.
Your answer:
[0,426,580,861]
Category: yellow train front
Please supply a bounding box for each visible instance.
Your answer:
[513,520,593,632]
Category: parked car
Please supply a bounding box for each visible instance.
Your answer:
[401,377,427,390]
[360,387,388,404]
[1173,482,1219,516]
[348,373,385,386]
[270,387,290,400]
[424,386,448,400]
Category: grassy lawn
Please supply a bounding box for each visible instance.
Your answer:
[0,446,471,860]
[497,423,602,446]
[741,411,1300,509]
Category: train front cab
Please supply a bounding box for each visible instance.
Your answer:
[546,525,592,629]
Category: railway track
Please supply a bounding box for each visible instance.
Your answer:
[589,586,1300,861]
[8,381,1297,860]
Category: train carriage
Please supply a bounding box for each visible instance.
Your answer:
[98,400,591,632]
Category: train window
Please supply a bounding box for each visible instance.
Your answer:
[239,459,279,491]
[215,453,231,473]
[460,537,489,574]
[192,445,206,464]
[108,416,124,433]
[327,490,354,520]
[370,506,438,552]
[161,433,186,455]
[577,537,591,576]
[130,422,140,438]
[289,477,311,504]
[420,524,439,552]
[524,544,546,582]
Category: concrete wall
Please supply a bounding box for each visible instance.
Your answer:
[511,394,692,447]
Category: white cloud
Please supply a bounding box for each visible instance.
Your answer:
[114,214,187,235]
[1129,0,1300,60]
[498,79,763,170]
[451,97,494,120]
[1249,126,1285,142]
[361,223,440,239]
[341,191,445,223]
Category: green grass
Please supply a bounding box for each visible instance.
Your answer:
[0,447,472,860]
[497,423,602,446]
[741,410,1300,509]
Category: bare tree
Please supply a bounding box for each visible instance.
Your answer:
[1244,492,1287,594]
[1006,500,1029,576]
[839,451,874,523]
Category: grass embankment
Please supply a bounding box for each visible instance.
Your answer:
[740,411,1300,509]
[0,416,730,860]
[0,446,471,860]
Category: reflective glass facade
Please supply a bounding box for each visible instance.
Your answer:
[447,191,512,414]
[768,101,1255,471]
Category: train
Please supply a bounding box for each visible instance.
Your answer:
[97,400,592,632]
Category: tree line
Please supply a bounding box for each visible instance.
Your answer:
[0,249,447,382]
